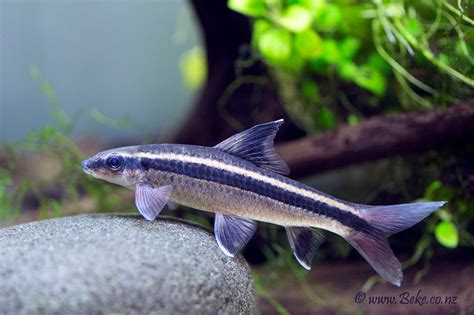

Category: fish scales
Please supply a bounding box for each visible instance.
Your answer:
[137,144,366,236]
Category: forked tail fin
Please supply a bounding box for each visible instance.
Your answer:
[346,201,445,286]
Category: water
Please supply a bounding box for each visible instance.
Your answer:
[0,0,200,143]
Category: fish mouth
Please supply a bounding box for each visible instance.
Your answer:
[81,159,94,175]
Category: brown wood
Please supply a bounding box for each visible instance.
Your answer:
[277,99,474,178]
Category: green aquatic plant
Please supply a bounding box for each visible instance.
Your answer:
[228,0,473,131]
[0,66,132,223]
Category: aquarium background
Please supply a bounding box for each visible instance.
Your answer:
[1,0,473,314]
[1,0,198,142]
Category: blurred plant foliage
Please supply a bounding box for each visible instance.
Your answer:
[0,66,133,223]
[229,0,473,131]
[180,45,207,90]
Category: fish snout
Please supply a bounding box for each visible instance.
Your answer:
[82,159,93,175]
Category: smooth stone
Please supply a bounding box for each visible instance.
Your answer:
[0,214,257,314]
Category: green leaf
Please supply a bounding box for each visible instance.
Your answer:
[347,114,359,126]
[456,200,466,213]
[228,0,267,17]
[300,0,325,15]
[39,126,57,141]
[40,82,54,99]
[252,19,272,47]
[321,39,341,63]
[424,180,454,201]
[367,53,391,74]
[353,65,387,96]
[405,18,422,38]
[424,180,442,200]
[314,106,336,130]
[314,4,341,30]
[435,220,458,248]
[338,60,358,80]
[179,46,207,90]
[308,57,328,73]
[339,38,360,60]
[278,53,305,72]
[277,5,313,33]
[439,53,449,65]
[294,29,323,58]
[51,200,62,218]
[301,81,320,103]
[258,29,292,63]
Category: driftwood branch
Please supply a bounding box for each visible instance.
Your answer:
[277,99,474,178]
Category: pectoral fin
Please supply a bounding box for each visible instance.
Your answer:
[286,226,325,270]
[135,185,172,221]
[214,213,257,256]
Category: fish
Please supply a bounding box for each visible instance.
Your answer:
[82,119,445,286]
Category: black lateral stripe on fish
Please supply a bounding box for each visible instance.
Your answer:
[82,119,446,286]
[137,153,373,234]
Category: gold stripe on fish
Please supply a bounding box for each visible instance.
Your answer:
[121,152,360,215]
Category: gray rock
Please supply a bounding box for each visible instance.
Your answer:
[0,214,257,314]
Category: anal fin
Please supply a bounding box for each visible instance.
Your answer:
[286,226,325,270]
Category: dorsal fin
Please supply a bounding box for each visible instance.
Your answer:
[214,119,290,175]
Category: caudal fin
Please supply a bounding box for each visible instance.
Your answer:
[358,201,446,236]
[347,201,445,286]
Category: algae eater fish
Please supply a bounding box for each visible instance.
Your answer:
[82,119,445,286]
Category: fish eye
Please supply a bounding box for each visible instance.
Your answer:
[106,155,123,171]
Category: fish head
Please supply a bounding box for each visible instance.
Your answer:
[82,146,143,188]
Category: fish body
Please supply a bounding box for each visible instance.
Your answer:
[100,144,358,234]
[82,120,445,286]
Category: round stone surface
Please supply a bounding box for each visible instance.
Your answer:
[0,214,256,314]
